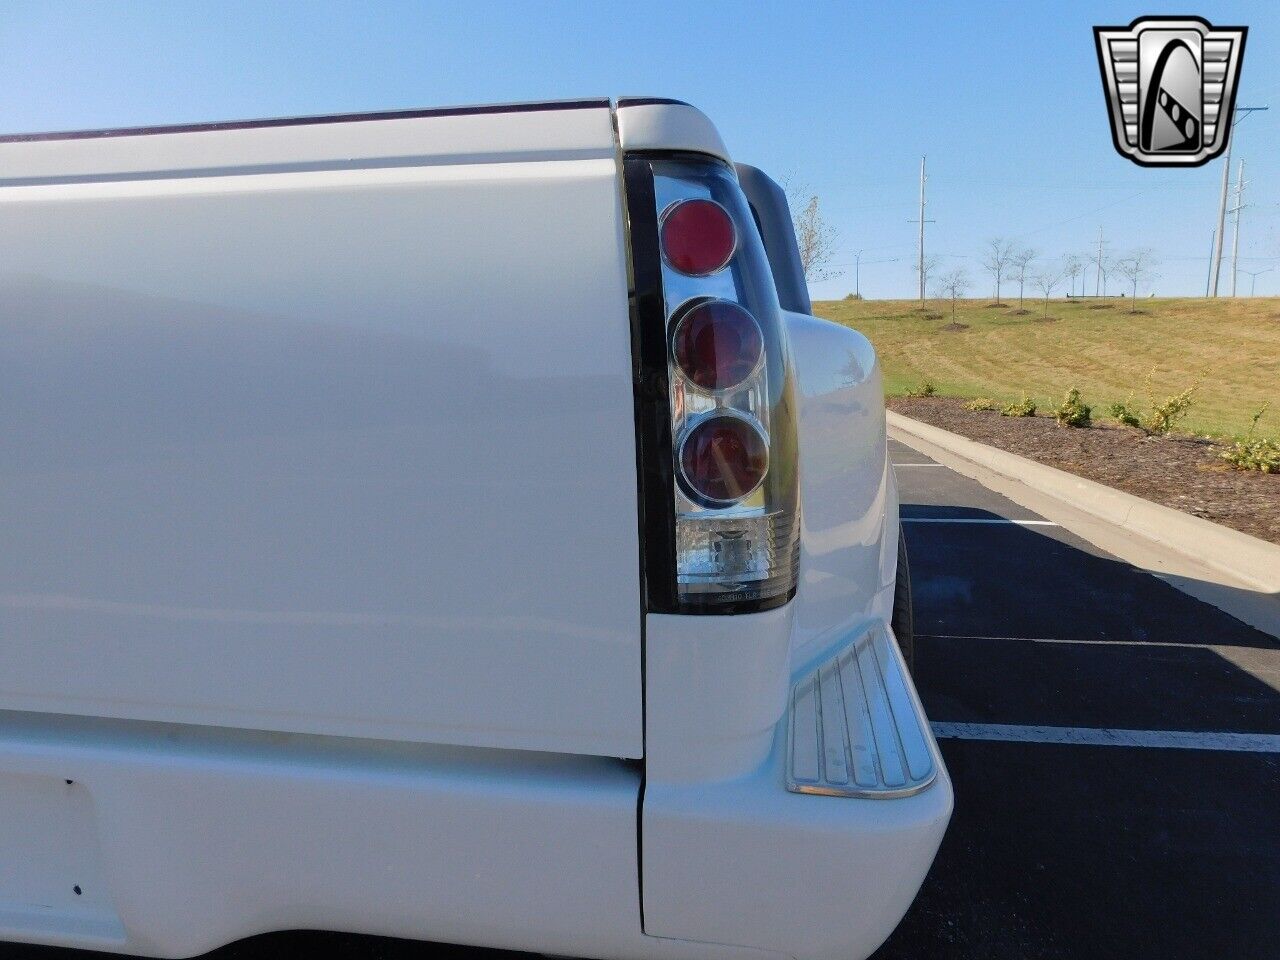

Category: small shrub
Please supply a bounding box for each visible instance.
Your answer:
[1221,404,1280,473]
[1109,400,1142,428]
[1002,395,1036,417]
[1143,385,1197,435]
[1055,388,1092,427]
[1221,437,1280,473]
[1109,378,1198,435]
[905,379,937,398]
[843,292,863,301]
[964,397,998,412]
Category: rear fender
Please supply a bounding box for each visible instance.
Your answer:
[786,311,898,672]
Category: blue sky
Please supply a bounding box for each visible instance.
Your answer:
[3,0,1278,299]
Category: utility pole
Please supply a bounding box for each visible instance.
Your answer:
[1241,267,1273,296]
[917,157,926,301]
[1211,105,1267,296]
[854,250,862,298]
[1205,229,1215,297]
[898,157,939,302]
[1094,227,1108,296]
[1229,159,1247,297]
[905,157,936,302]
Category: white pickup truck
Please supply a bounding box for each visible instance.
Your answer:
[0,97,950,960]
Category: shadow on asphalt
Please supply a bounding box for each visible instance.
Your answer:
[902,504,1279,650]
[873,506,1280,960]
[3,931,517,960]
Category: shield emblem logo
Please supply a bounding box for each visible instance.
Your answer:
[1094,17,1247,167]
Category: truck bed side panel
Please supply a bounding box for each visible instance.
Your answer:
[0,111,643,757]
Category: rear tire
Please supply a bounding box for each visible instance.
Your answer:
[891,527,915,674]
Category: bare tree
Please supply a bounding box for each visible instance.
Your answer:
[1011,247,1037,308]
[1063,255,1084,298]
[782,180,842,283]
[981,238,1015,304]
[1113,249,1159,308]
[913,256,940,304]
[1031,263,1068,317]
[935,267,971,320]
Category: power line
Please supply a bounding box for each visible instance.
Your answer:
[940,179,1188,190]
[1010,191,1151,239]
[828,256,902,268]
[1166,253,1275,261]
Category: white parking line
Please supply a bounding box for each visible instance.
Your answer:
[921,634,1228,650]
[931,722,1280,753]
[902,518,1058,526]
[921,633,1270,651]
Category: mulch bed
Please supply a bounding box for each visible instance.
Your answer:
[889,396,1280,545]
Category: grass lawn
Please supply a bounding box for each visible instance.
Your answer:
[813,296,1280,438]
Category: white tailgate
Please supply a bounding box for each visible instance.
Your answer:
[0,106,643,757]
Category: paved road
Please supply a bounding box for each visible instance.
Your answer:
[11,441,1279,960]
[873,438,1280,960]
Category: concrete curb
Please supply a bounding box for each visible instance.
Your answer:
[887,411,1280,594]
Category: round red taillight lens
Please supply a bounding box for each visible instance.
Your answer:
[671,299,764,393]
[679,414,769,505]
[660,198,736,276]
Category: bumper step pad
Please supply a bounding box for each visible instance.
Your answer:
[787,626,936,798]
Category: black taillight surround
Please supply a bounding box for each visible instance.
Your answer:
[624,152,800,615]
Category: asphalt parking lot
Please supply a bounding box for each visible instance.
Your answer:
[10,440,1279,960]
[874,437,1280,960]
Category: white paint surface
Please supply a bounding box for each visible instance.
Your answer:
[785,312,898,667]
[615,101,730,162]
[0,107,643,758]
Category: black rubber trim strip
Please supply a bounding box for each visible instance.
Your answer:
[616,97,692,108]
[0,98,611,143]
[622,154,678,614]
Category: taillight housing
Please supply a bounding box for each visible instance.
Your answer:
[624,154,800,613]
